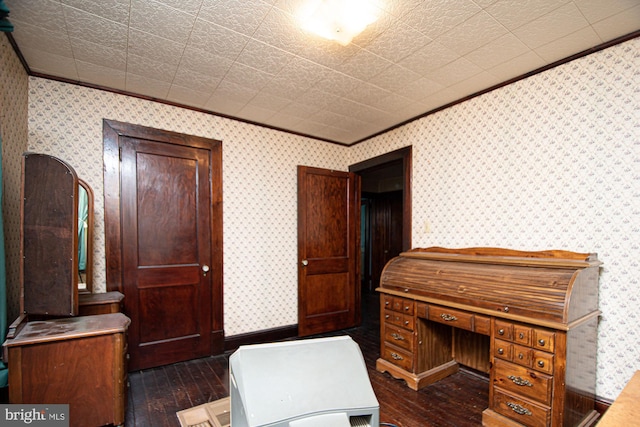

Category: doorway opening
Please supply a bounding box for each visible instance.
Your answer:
[350,147,412,296]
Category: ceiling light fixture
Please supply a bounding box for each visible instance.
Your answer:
[297,0,380,46]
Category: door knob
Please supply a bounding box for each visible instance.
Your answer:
[301,260,308,266]
[202,265,210,276]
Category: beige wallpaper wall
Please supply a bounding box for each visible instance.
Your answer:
[351,37,640,400]
[1,33,638,401]
[0,34,28,324]
[23,76,350,338]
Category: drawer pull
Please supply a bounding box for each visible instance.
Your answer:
[507,375,533,387]
[498,328,505,335]
[537,360,545,368]
[391,333,405,341]
[497,348,504,355]
[519,332,525,339]
[507,402,532,416]
[440,313,457,321]
[390,352,403,361]
[404,306,410,311]
[538,339,546,346]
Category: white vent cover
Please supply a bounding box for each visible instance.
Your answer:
[350,416,372,427]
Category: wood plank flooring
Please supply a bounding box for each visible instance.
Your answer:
[125,293,489,427]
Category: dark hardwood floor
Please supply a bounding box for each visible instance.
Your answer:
[125,293,489,427]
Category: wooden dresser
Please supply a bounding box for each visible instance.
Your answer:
[376,247,601,427]
[79,291,125,316]
[3,314,130,426]
[2,153,131,427]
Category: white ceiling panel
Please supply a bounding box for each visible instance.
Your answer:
[60,0,131,23]
[4,0,639,145]
[591,4,640,41]
[125,73,171,99]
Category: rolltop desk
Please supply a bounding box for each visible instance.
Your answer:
[375,247,601,427]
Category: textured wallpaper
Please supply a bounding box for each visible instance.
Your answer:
[351,37,640,400]
[0,34,28,323]
[24,78,350,338]
[2,32,639,401]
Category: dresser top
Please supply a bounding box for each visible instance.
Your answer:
[3,313,130,347]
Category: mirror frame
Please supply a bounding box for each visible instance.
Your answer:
[78,178,94,294]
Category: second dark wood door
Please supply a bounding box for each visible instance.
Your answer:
[297,166,360,336]
[120,137,214,370]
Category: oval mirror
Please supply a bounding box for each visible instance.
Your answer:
[78,179,93,293]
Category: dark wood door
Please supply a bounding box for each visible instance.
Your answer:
[369,191,404,289]
[103,120,223,370]
[297,166,360,336]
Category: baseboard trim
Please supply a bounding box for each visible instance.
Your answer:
[224,324,298,352]
[595,396,613,417]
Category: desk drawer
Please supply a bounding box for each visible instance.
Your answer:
[384,309,402,327]
[512,343,533,367]
[532,351,554,375]
[383,296,414,315]
[382,343,413,372]
[495,320,513,341]
[512,345,555,374]
[494,360,552,405]
[514,325,532,346]
[475,314,491,335]
[384,325,413,352]
[494,341,554,375]
[533,329,555,353]
[494,339,513,361]
[384,309,414,331]
[493,389,551,427]
[428,305,474,331]
[393,298,414,315]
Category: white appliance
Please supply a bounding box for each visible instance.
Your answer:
[229,336,380,427]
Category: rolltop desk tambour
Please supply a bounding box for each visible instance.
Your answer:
[375,247,601,427]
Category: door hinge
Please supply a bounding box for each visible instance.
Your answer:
[119,146,122,162]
